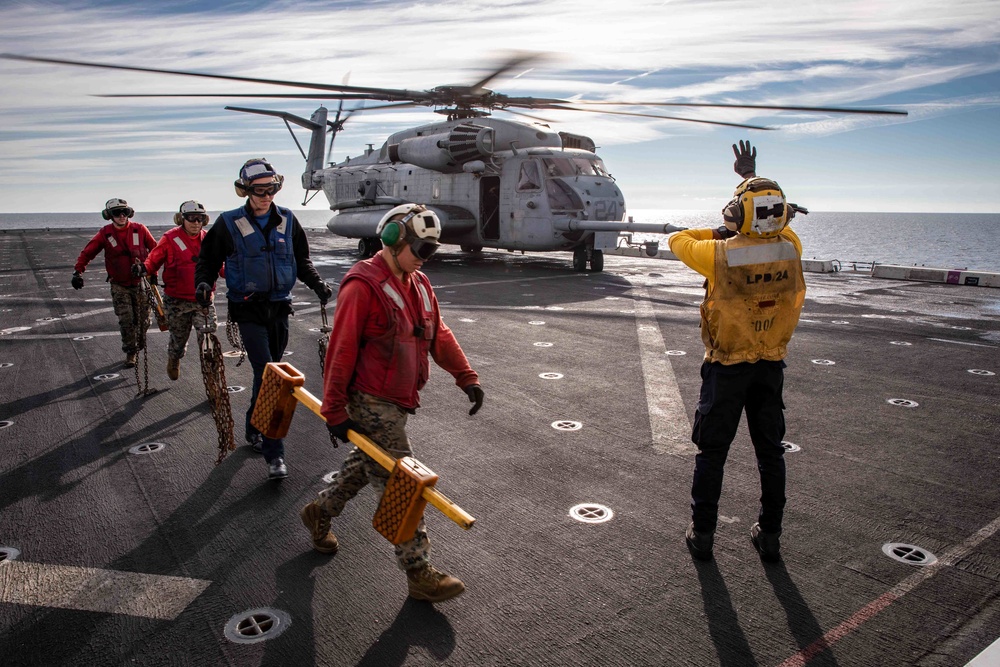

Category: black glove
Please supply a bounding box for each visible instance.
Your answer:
[314,281,333,305]
[71,272,84,290]
[327,418,362,447]
[464,384,484,415]
[732,140,757,179]
[715,225,738,240]
[788,203,809,220]
[131,264,146,278]
[148,273,158,286]
[195,282,213,307]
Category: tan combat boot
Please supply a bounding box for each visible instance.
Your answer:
[124,352,137,368]
[406,564,465,602]
[300,502,338,554]
[167,356,180,381]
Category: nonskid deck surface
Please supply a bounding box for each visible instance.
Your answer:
[1,229,998,667]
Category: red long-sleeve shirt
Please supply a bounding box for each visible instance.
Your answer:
[74,221,156,287]
[321,254,478,425]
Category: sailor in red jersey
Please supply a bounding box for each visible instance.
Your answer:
[134,201,220,381]
[300,203,484,604]
[72,198,156,367]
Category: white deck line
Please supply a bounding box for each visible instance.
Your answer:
[632,285,695,456]
[0,561,211,620]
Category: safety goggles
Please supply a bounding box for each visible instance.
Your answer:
[110,208,130,218]
[248,183,281,197]
[409,237,439,261]
[183,213,208,224]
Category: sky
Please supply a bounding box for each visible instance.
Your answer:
[1,0,998,215]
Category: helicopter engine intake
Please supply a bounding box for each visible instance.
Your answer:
[388,123,495,173]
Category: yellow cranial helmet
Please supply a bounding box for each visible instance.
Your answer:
[721,177,788,239]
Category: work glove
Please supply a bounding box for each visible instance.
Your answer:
[131,263,146,278]
[148,273,158,286]
[464,384,484,416]
[327,418,363,448]
[195,282,213,307]
[314,281,334,305]
[715,225,738,240]
[71,272,84,290]
[788,203,809,220]
[732,140,757,179]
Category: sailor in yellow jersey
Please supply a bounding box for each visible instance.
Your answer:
[669,141,807,564]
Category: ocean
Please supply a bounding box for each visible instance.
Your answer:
[1,209,997,273]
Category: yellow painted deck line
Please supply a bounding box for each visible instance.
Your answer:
[0,561,211,620]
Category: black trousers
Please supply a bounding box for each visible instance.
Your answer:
[239,318,290,463]
[690,359,787,534]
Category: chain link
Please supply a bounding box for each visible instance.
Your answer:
[133,278,153,397]
[226,319,246,367]
[199,311,236,465]
[317,302,332,378]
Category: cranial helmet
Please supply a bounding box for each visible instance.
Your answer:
[102,197,134,221]
[234,158,284,197]
[722,177,789,239]
[376,204,441,260]
[173,200,209,225]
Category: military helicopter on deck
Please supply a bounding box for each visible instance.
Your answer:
[3,52,907,271]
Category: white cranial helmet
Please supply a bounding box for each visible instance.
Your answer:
[376,204,441,245]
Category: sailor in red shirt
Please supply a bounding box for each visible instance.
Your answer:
[72,198,156,367]
[134,201,220,381]
[301,203,484,603]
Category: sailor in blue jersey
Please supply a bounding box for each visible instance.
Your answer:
[195,158,333,480]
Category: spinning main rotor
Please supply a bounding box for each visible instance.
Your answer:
[1,51,907,130]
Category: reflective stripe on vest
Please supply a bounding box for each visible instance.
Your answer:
[701,235,805,365]
[172,236,188,251]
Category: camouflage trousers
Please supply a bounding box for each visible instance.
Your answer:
[110,283,151,355]
[164,295,218,360]
[317,390,430,571]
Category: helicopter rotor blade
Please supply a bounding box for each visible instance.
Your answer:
[94,93,390,100]
[570,100,908,116]
[467,51,546,93]
[0,53,431,101]
[540,104,774,131]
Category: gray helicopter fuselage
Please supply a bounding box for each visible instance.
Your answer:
[320,117,627,252]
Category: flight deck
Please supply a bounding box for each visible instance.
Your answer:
[1,228,998,666]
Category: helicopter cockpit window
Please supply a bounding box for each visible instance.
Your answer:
[517,161,541,191]
[546,179,583,211]
[572,158,608,177]
[542,157,575,177]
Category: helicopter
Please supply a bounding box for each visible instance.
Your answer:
[2,52,907,271]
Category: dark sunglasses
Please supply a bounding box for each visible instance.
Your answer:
[249,183,281,197]
[409,237,439,261]
[110,208,130,217]
[183,213,208,223]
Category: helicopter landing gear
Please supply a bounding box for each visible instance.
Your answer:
[590,249,604,272]
[460,245,483,253]
[572,246,604,272]
[358,237,380,258]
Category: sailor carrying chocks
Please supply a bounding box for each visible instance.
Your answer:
[669,141,807,564]
[133,200,221,381]
[301,203,485,603]
[72,198,157,368]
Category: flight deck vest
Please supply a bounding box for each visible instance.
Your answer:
[700,233,805,365]
[343,258,436,409]
[159,226,204,301]
[101,222,148,286]
[221,205,296,302]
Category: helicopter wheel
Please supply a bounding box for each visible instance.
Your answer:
[358,237,380,258]
[572,247,588,272]
[589,249,604,272]
[460,245,483,254]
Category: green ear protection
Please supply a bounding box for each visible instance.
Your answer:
[380,220,404,246]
